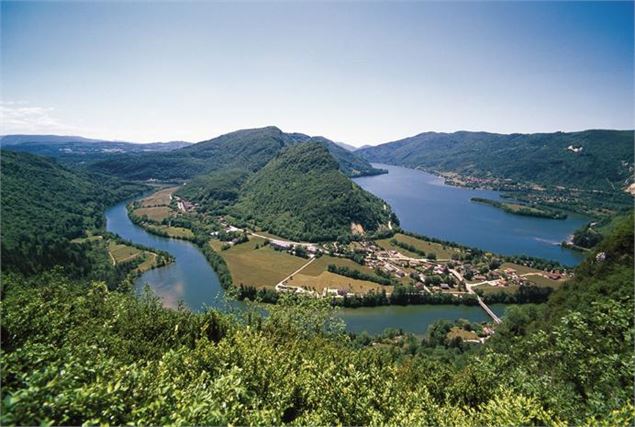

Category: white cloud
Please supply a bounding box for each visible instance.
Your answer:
[0,102,82,135]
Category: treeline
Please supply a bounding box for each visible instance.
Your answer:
[336,286,480,308]
[471,197,567,219]
[192,232,233,290]
[327,264,394,286]
[478,285,553,304]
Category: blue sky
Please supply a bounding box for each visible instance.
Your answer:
[1,1,633,146]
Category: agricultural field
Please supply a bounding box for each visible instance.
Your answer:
[376,233,461,259]
[136,252,158,273]
[148,225,194,239]
[107,242,162,273]
[133,206,172,222]
[211,237,308,288]
[108,242,142,264]
[138,187,178,207]
[524,274,564,288]
[288,254,394,294]
[301,255,378,277]
[287,271,389,294]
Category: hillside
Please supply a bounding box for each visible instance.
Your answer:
[234,142,393,241]
[2,211,632,425]
[0,151,145,274]
[90,126,384,180]
[358,129,634,192]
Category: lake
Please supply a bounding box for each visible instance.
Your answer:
[105,200,510,334]
[354,164,588,266]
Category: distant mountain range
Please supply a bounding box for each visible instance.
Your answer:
[357,129,634,192]
[0,134,192,158]
[88,126,386,180]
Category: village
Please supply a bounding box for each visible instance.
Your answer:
[213,214,569,305]
[130,187,570,327]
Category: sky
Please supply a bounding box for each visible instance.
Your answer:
[1,1,633,146]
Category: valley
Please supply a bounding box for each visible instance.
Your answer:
[121,176,569,333]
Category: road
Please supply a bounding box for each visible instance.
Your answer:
[275,257,317,287]
[450,269,502,324]
[248,231,316,248]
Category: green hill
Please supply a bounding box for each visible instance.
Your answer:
[0,150,144,274]
[231,142,394,241]
[358,129,634,192]
[90,126,384,181]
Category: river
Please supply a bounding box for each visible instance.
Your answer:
[105,200,509,335]
[353,164,588,266]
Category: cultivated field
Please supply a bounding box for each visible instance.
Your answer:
[212,237,308,287]
[108,242,142,264]
[136,252,158,273]
[376,233,460,259]
[525,274,563,288]
[108,242,161,273]
[288,254,394,294]
[287,271,389,294]
[139,187,178,207]
[148,225,194,239]
[133,206,172,222]
[301,255,379,277]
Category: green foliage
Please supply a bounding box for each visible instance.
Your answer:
[177,168,249,214]
[3,215,634,425]
[233,142,393,241]
[2,271,565,426]
[0,151,146,275]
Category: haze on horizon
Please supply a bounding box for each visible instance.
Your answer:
[1,1,633,147]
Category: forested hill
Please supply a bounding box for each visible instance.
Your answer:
[232,142,394,241]
[358,129,634,191]
[89,126,384,181]
[0,151,145,274]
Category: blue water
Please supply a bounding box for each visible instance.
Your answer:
[106,201,224,311]
[340,304,510,335]
[354,164,587,266]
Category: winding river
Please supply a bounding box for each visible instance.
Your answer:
[105,200,507,335]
